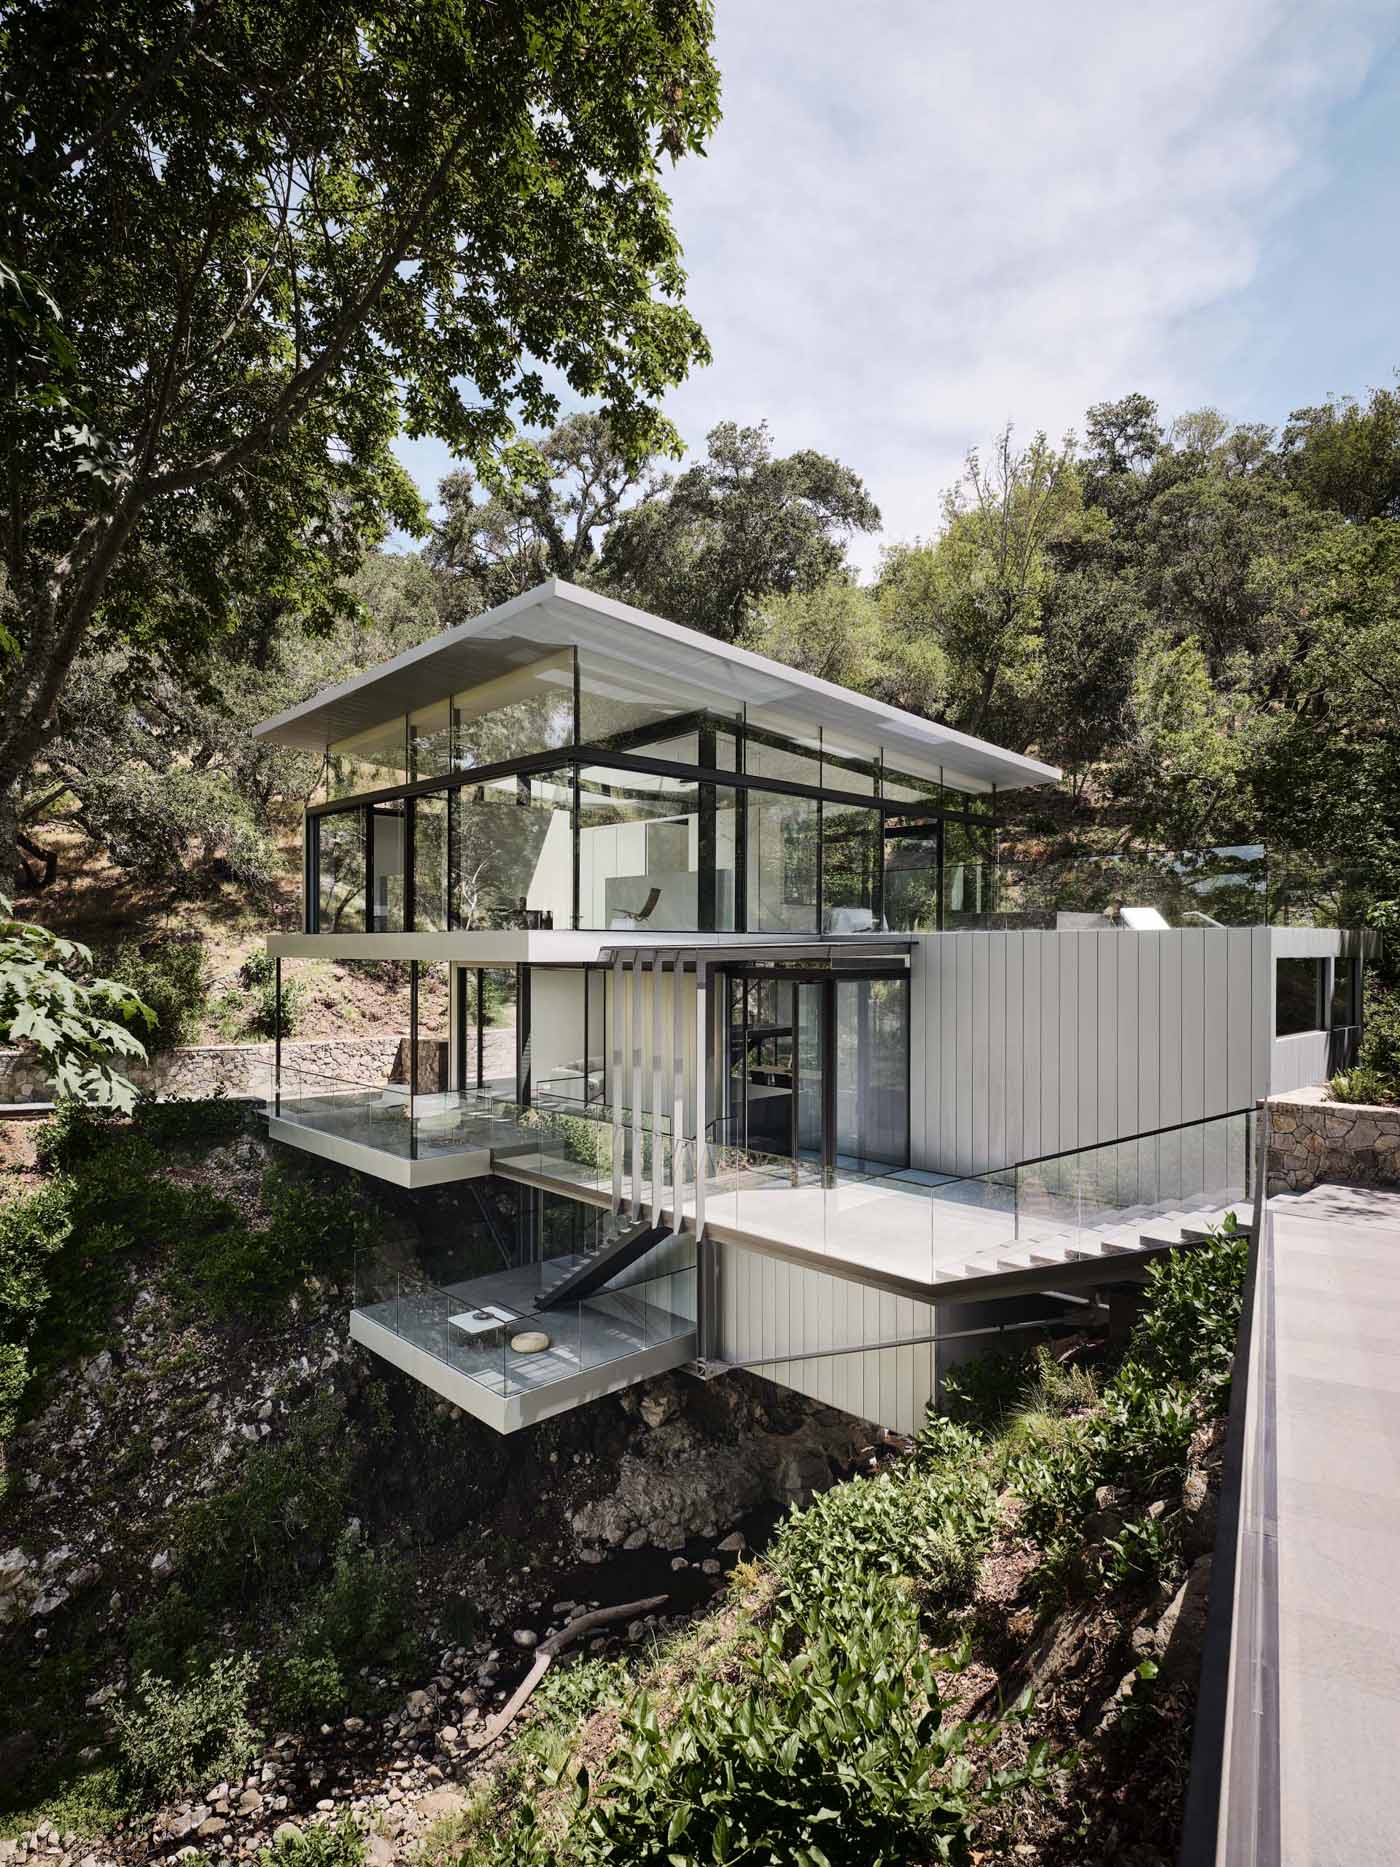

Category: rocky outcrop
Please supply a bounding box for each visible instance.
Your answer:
[567,1372,870,1552]
[1267,1087,1400,1192]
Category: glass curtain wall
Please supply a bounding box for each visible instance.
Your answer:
[578,765,736,932]
[311,707,992,935]
[451,771,573,929]
[317,810,366,931]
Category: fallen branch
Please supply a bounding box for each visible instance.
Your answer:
[468,1593,669,1752]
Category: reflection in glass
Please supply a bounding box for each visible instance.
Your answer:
[413,794,450,931]
[368,801,407,932]
[409,699,454,783]
[747,789,818,933]
[1331,957,1359,1029]
[451,771,573,929]
[943,818,996,927]
[883,829,940,931]
[317,810,366,931]
[1276,958,1325,1036]
[328,717,407,798]
[453,650,574,770]
[835,976,909,1168]
[822,800,879,931]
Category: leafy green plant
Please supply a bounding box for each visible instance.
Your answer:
[493,1585,1047,1867]
[0,899,153,1108]
[114,1654,259,1807]
[257,1814,366,1867]
[100,938,209,1054]
[1331,988,1400,1104]
[133,1094,249,1149]
[267,1537,417,1724]
[771,1449,996,1621]
[0,1179,74,1442]
[245,976,307,1039]
[1103,1514,1176,1588]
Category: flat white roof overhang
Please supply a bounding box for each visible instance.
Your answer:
[265,930,914,964]
[252,579,1060,796]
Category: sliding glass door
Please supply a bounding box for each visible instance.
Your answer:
[724,970,908,1171]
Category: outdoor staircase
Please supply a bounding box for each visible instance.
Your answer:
[931,1201,1252,1294]
[532,1214,673,1311]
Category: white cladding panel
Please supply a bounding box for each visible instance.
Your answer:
[718,1242,936,1436]
[908,928,1275,1177]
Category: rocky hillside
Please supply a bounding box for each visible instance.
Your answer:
[0,1104,873,1866]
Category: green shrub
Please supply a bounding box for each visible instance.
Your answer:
[1129,1217,1248,1400]
[166,1167,366,1321]
[101,939,209,1053]
[245,977,306,1039]
[176,1401,352,1612]
[492,1586,1047,1867]
[114,1653,259,1806]
[936,1346,1036,1434]
[1331,987,1400,1104]
[126,1585,214,1686]
[240,952,275,991]
[267,1537,417,1724]
[771,1450,996,1622]
[133,1095,248,1149]
[0,1180,74,1439]
[258,1813,365,1867]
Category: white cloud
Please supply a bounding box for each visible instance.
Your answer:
[650,0,1394,565]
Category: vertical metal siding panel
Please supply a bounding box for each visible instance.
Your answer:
[926,936,941,1173]
[1252,927,1272,1100]
[1004,932,1024,1168]
[1159,936,1183,1127]
[986,937,1006,1172]
[1116,932,1138,1138]
[939,939,958,1173]
[1180,930,1206,1124]
[1021,933,1040,1162]
[909,937,927,1169]
[1041,936,1060,1157]
[1097,932,1118,1145]
[1058,936,1080,1153]
[1137,935,1159,1134]
[1203,931,1229,1118]
[1226,929,1253,1111]
[1078,936,1099,1147]
[956,937,976,1176]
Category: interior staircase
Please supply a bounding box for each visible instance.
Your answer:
[930,1200,1251,1293]
[532,1213,673,1311]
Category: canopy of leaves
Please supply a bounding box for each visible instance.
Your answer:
[0,898,154,1108]
[599,420,882,640]
[0,0,721,871]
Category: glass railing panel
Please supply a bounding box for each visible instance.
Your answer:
[273,1062,414,1158]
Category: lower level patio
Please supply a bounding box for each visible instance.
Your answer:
[350,1252,697,1432]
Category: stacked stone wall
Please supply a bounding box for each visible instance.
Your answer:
[0,1035,405,1105]
[1267,1085,1400,1192]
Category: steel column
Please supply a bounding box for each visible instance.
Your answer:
[610,951,624,1215]
[630,951,645,1216]
[650,949,664,1224]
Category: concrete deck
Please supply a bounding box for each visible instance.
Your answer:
[1268,1181,1400,1865]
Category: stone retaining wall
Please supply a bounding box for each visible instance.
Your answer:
[0,1035,404,1105]
[1267,1085,1400,1192]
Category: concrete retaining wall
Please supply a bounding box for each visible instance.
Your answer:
[1267,1086,1400,1192]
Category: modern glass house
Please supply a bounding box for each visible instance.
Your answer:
[254,580,1373,1433]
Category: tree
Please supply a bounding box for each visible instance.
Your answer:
[1114,637,1265,848]
[599,421,881,640]
[1280,382,1400,523]
[18,552,446,901]
[909,427,1094,741]
[0,899,154,1109]
[429,412,656,619]
[0,0,721,882]
[743,576,948,720]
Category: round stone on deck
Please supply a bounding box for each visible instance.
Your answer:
[510,1330,551,1354]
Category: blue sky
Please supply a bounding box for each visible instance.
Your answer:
[393,0,1400,574]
